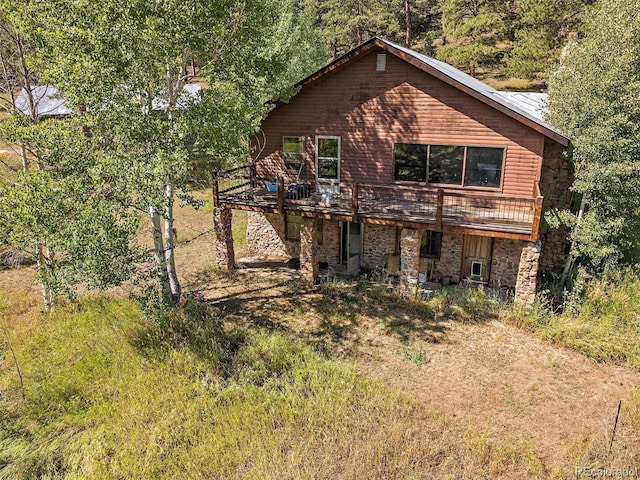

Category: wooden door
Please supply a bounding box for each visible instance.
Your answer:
[462,235,493,283]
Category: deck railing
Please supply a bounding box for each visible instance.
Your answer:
[213,165,544,240]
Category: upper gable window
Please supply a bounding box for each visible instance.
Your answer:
[283,136,304,170]
[393,143,504,189]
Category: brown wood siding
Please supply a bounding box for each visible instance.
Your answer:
[253,49,545,197]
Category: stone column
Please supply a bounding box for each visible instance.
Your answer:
[300,217,321,283]
[400,228,421,293]
[515,241,541,305]
[213,207,235,270]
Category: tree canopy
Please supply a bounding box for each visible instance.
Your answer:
[548,0,640,267]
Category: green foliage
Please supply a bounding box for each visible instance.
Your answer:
[548,0,640,267]
[300,0,402,57]
[436,0,505,75]
[509,269,640,368]
[504,0,590,80]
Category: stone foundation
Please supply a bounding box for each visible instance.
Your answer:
[213,207,235,269]
[300,217,321,283]
[246,211,300,258]
[515,242,541,305]
[539,141,573,273]
[400,228,421,291]
[363,224,397,269]
[437,233,463,283]
[491,238,525,288]
[318,220,341,265]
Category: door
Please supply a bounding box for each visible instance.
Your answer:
[341,222,362,274]
[316,136,340,195]
[462,235,493,283]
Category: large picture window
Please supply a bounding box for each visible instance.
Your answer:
[464,147,504,187]
[428,145,464,185]
[394,143,427,181]
[393,142,504,189]
[316,136,340,180]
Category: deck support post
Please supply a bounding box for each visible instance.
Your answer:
[436,189,444,230]
[213,207,235,270]
[300,217,321,284]
[400,227,421,294]
[514,240,541,305]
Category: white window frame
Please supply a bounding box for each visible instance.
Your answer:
[315,135,341,183]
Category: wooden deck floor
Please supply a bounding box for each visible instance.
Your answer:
[219,187,535,238]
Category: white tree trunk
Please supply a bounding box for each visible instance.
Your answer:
[37,243,54,311]
[20,144,28,171]
[163,182,181,303]
[149,206,171,298]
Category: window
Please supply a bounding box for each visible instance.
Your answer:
[392,142,505,188]
[420,231,442,258]
[283,136,304,170]
[394,143,427,181]
[464,147,503,187]
[286,215,301,241]
[316,136,340,180]
[428,145,465,185]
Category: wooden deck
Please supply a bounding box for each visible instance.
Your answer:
[214,166,543,241]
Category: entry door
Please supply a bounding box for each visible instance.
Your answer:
[341,222,362,273]
[462,235,493,283]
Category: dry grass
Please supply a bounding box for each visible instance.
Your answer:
[204,267,640,477]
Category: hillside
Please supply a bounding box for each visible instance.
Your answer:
[1,200,639,478]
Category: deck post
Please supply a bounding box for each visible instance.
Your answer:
[530,195,544,241]
[436,189,444,230]
[277,176,285,214]
[399,227,421,294]
[212,171,220,208]
[213,207,235,270]
[300,217,321,284]
[515,241,541,305]
[351,183,359,221]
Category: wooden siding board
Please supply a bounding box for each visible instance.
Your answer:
[254,50,545,198]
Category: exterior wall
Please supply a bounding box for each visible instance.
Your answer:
[362,224,397,269]
[539,141,573,273]
[490,238,525,287]
[317,220,341,265]
[253,48,545,198]
[437,233,463,283]
[246,211,300,259]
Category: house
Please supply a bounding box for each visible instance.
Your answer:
[212,37,573,304]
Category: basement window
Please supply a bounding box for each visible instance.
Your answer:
[286,215,301,241]
[420,231,442,258]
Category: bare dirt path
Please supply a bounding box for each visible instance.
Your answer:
[204,261,640,477]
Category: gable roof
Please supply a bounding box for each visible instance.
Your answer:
[296,37,569,147]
